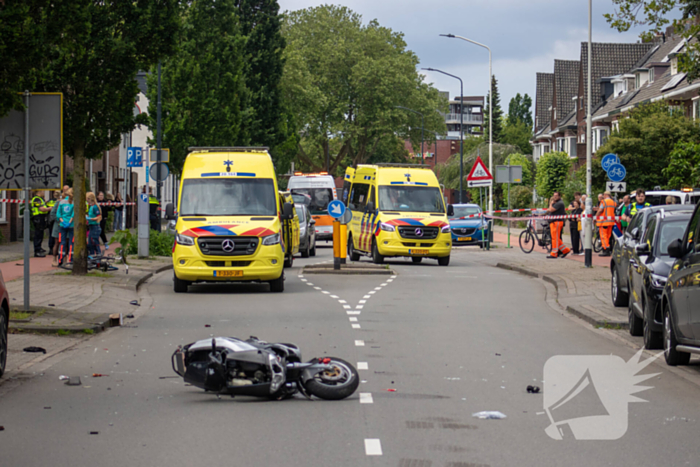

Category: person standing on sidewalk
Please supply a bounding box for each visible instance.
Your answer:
[148,188,161,232]
[546,191,571,259]
[45,190,60,255]
[597,191,616,257]
[569,199,583,255]
[618,195,631,231]
[113,192,124,231]
[97,192,111,250]
[86,192,102,257]
[57,188,75,263]
[30,190,51,257]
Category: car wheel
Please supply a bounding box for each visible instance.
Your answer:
[284,252,294,268]
[611,266,628,307]
[301,241,310,258]
[664,302,690,366]
[371,241,384,264]
[269,272,284,293]
[643,296,663,350]
[438,255,450,266]
[0,305,7,378]
[310,241,316,257]
[173,273,190,293]
[628,295,643,336]
[348,235,360,262]
[411,257,422,264]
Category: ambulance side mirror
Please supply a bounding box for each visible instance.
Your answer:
[447,205,454,217]
[365,201,375,214]
[165,203,176,220]
[282,202,294,220]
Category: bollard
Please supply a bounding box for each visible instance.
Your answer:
[339,223,347,264]
[333,220,341,270]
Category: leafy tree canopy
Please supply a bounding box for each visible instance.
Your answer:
[500,120,533,155]
[606,0,700,81]
[664,141,700,188]
[535,151,572,199]
[507,93,533,128]
[504,153,535,187]
[281,5,447,175]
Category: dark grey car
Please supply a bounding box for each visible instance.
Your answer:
[610,204,694,307]
[295,204,316,258]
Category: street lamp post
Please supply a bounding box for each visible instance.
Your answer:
[395,106,425,162]
[584,0,593,267]
[441,34,492,213]
[422,68,464,203]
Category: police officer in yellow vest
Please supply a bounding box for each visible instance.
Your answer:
[621,188,651,225]
[30,190,51,257]
[45,190,60,253]
[148,189,161,232]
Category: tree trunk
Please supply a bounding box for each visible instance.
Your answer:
[72,141,88,275]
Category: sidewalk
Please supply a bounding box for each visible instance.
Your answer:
[4,256,173,378]
[470,228,626,329]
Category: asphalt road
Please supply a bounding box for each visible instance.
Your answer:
[2,245,700,466]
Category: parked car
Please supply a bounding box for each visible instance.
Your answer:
[660,202,700,365]
[295,204,316,258]
[626,210,691,350]
[448,204,489,247]
[0,271,10,378]
[610,204,694,307]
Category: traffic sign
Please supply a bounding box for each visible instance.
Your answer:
[467,156,493,188]
[601,153,619,172]
[328,200,346,219]
[607,181,627,193]
[127,147,143,167]
[607,163,626,182]
[150,148,170,163]
[150,162,169,182]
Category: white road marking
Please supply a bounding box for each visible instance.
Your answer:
[365,439,383,456]
[301,279,307,282]
[356,305,364,309]
[359,300,366,304]
[391,275,397,279]
[338,300,347,304]
[381,283,388,286]
[344,305,352,309]
[347,312,361,316]
[349,317,358,322]
[363,295,371,299]
[357,362,368,370]
[369,291,376,294]
[352,324,361,329]
[355,340,365,346]
[299,275,304,278]
[322,291,330,294]
[307,283,314,286]
[387,279,393,283]
[360,393,374,404]
[330,295,339,299]
[375,287,382,290]
[314,287,322,290]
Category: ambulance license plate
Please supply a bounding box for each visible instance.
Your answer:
[458,237,472,242]
[410,249,429,255]
[214,270,243,277]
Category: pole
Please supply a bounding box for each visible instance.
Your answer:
[156,62,163,202]
[507,158,511,248]
[421,114,425,163]
[584,0,593,268]
[459,82,464,203]
[23,91,30,312]
[488,50,493,215]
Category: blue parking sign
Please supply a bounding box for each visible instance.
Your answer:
[127,147,143,167]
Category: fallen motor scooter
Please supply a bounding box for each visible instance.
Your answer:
[171,336,359,400]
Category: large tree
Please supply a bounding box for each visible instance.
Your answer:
[36,0,180,274]
[500,120,533,155]
[281,5,447,174]
[148,0,251,175]
[484,75,503,143]
[606,0,700,80]
[507,93,533,128]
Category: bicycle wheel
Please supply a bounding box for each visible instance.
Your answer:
[593,234,602,253]
[542,229,552,253]
[519,230,535,254]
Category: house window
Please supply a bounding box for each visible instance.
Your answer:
[649,68,655,83]
[612,120,620,132]
[671,58,678,75]
[694,100,700,120]
[568,137,577,158]
[557,138,565,152]
[635,74,640,89]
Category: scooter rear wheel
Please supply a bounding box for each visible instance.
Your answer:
[304,357,359,400]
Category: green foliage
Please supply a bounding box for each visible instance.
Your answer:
[281,5,447,174]
[484,75,503,143]
[507,93,533,128]
[508,185,534,210]
[535,151,572,199]
[504,153,534,187]
[149,0,252,176]
[112,230,138,260]
[561,167,587,206]
[436,142,520,191]
[594,102,700,190]
[664,141,700,188]
[605,0,700,81]
[149,230,175,256]
[501,120,533,155]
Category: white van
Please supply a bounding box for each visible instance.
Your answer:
[631,190,700,206]
[287,173,338,241]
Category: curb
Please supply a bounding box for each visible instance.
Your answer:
[134,264,173,291]
[495,262,627,329]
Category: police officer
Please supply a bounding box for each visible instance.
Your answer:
[45,190,60,254]
[148,188,161,232]
[621,189,651,224]
[30,190,51,257]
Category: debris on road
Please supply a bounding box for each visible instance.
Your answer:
[109,313,123,327]
[89,431,99,435]
[527,385,541,394]
[129,300,140,306]
[386,388,397,392]
[59,375,69,381]
[204,324,211,328]
[92,373,108,377]
[23,346,47,354]
[65,376,81,386]
[472,411,507,420]
[126,314,135,319]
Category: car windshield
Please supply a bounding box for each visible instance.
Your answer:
[179,178,277,216]
[290,188,333,215]
[378,186,445,213]
[450,206,481,219]
[295,206,305,222]
[657,220,687,256]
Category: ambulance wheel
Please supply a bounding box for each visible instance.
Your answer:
[269,273,285,293]
[173,274,190,293]
[348,235,360,262]
[372,241,384,264]
[438,255,450,266]
[284,254,293,268]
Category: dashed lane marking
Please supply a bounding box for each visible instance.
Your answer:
[356,305,364,310]
[330,295,339,299]
[349,317,358,322]
[365,439,383,456]
[363,295,371,299]
[355,340,365,346]
[344,305,352,310]
[360,393,374,404]
[347,311,361,315]
[338,300,347,304]
[357,362,368,370]
[381,283,388,286]
[314,287,322,290]
[352,324,361,329]
[359,300,366,304]
[322,291,330,294]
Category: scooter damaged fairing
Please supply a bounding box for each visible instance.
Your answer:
[172,336,359,400]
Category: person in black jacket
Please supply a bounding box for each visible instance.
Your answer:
[569,200,583,255]
[97,192,112,250]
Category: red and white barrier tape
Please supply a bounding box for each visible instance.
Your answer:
[483,213,623,222]
[0,199,137,206]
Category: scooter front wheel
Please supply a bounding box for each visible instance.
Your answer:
[304,357,359,400]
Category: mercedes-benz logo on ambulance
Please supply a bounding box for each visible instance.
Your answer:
[415,228,423,237]
[221,239,235,252]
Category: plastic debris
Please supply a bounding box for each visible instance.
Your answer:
[527,385,541,394]
[495,353,501,356]
[129,300,140,306]
[89,431,99,435]
[48,304,55,307]
[386,388,397,392]
[23,346,47,354]
[59,375,69,381]
[472,411,507,420]
[65,376,82,386]
[205,324,211,328]
[92,373,108,377]
[126,314,135,319]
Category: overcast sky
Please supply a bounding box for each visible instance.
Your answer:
[278,0,671,114]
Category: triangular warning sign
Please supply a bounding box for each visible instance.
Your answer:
[467,156,493,181]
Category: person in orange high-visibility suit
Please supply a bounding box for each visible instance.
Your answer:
[546,191,571,259]
[597,191,617,257]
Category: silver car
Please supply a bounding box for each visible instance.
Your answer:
[295,204,316,258]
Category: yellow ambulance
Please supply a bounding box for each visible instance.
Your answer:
[345,163,453,265]
[167,147,294,293]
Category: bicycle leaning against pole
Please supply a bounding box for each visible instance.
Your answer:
[519,214,552,254]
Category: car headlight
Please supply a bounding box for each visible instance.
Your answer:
[175,233,195,246]
[651,273,667,288]
[380,223,395,232]
[262,233,281,245]
[478,223,487,230]
[441,225,451,233]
